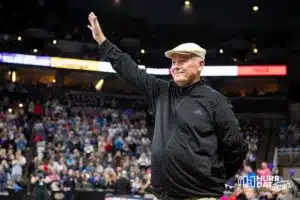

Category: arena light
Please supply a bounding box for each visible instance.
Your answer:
[0,53,51,66]
[141,49,145,54]
[0,52,287,77]
[184,0,190,6]
[253,48,258,54]
[219,49,223,54]
[33,49,38,53]
[19,103,23,108]
[53,40,57,45]
[146,68,169,75]
[253,6,259,12]
[113,0,120,5]
[201,66,238,76]
[8,108,12,113]
[237,65,287,76]
[95,79,104,91]
[51,57,100,71]
[184,0,192,12]
[17,36,22,41]
[12,71,16,82]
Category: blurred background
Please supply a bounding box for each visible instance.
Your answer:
[0,0,299,200]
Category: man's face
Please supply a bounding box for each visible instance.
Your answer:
[170,54,204,86]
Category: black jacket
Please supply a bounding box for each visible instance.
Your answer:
[99,40,246,198]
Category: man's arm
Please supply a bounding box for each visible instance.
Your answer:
[214,100,247,179]
[99,39,167,105]
[87,12,167,107]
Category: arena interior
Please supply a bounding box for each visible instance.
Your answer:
[0,0,300,200]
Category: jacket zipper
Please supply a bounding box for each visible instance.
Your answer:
[166,96,191,150]
[162,95,190,194]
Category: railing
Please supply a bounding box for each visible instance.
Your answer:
[273,147,278,173]
[278,148,300,166]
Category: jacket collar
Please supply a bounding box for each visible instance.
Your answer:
[172,79,205,93]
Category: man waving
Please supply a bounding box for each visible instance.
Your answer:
[88,12,246,200]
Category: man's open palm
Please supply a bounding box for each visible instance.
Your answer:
[88,12,106,44]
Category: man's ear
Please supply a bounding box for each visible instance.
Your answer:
[197,60,204,72]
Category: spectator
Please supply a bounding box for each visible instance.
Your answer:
[15,133,27,151]
[257,162,271,186]
[114,136,124,151]
[137,152,151,170]
[114,170,131,195]
[11,151,26,182]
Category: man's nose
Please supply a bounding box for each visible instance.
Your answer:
[171,64,180,71]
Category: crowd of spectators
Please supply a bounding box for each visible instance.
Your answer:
[0,82,298,200]
[0,82,152,199]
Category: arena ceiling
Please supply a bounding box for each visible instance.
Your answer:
[2,0,299,43]
[68,0,298,28]
[0,0,299,68]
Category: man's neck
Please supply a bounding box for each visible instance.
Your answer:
[180,78,202,88]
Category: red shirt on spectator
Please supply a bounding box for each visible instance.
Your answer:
[104,140,113,152]
[32,135,44,143]
[228,195,237,200]
[34,103,43,115]
[43,164,49,173]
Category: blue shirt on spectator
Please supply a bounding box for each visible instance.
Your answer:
[115,138,124,150]
[15,139,27,151]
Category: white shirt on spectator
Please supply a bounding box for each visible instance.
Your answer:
[137,156,151,167]
[8,130,15,141]
[7,112,17,120]
[108,127,118,138]
[96,165,104,174]
[104,166,114,174]
[142,137,150,146]
[84,144,94,154]
[11,156,26,175]
[50,161,64,173]
[33,122,44,133]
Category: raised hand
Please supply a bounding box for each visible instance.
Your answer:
[87,12,106,45]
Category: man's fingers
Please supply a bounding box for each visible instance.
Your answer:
[88,13,95,24]
[89,12,96,21]
[89,15,95,23]
[88,12,101,34]
[93,17,98,24]
[88,12,100,27]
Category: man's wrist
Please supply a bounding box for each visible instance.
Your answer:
[97,36,107,45]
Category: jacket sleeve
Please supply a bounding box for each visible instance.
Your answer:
[98,39,168,108]
[214,99,247,179]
